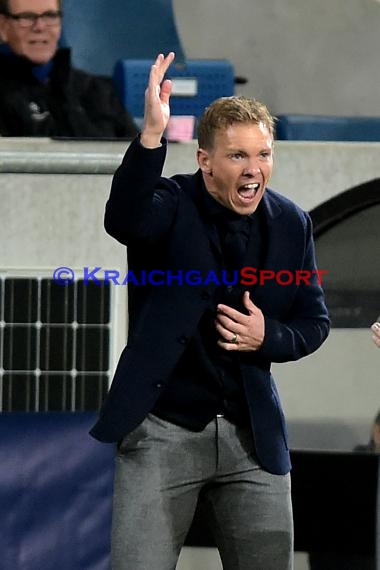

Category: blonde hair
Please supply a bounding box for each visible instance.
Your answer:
[197,95,276,150]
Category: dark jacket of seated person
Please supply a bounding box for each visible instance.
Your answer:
[0,46,138,138]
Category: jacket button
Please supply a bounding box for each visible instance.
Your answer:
[200,290,211,300]
[177,335,189,345]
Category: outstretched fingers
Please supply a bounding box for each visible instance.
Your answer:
[149,52,175,96]
[142,52,175,146]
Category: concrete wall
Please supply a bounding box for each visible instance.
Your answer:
[173,0,380,117]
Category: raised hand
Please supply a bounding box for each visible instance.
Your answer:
[141,52,175,148]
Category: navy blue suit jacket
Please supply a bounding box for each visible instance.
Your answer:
[90,137,330,475]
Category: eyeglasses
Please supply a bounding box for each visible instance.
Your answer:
[6,10,63,28]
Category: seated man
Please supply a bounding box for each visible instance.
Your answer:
[0,0,138,137]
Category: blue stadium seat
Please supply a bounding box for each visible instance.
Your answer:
[276,114,380,142]
[113,58,235,120]
[61,1,235,125]
[61,0,186,76]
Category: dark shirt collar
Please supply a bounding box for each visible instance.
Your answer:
[31,59,54,83]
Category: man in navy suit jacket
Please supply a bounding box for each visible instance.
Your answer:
[91,53,330,570]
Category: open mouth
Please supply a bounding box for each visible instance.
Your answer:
[237,183,260,201]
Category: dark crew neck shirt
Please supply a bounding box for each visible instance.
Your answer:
[152,176,266,430]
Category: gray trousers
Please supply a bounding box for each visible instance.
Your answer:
[112,414,293,570]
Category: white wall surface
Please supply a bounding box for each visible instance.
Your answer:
[173,0,380,117]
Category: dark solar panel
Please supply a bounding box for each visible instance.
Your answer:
[0,277,111,412]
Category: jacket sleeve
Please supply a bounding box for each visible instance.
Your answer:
[258,213,330,362]
[104,137,180,245]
